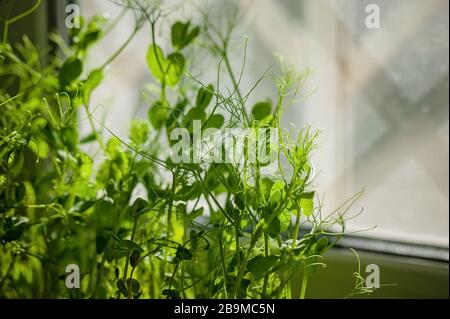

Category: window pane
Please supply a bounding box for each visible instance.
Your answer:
[80,0,449,247]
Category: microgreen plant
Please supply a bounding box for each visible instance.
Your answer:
[0,0,370,299]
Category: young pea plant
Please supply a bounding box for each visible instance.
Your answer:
[0,0,368,299]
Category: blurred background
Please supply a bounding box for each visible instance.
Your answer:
[77,0,449,248]
[80,0,450,297]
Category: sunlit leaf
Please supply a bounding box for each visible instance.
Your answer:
[146,45,185,86]
[83,68,103,102]
[146,44,166,82]
[185,107,206,124]
[166,53,185,87]
[148,101,168,130]
[300,191,314,216]
[130,120,149,146]
[269,180,285,208]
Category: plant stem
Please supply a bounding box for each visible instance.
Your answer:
[222,52,249,125]
[167,170,178,238]
[218,230,228,298]
[233,226,263,298]
[293,207,301,248]
[2,0,41,44]
[300,265,309,299]
[261,233,269,297]
[123,215,139,298]
[234,222,240,273]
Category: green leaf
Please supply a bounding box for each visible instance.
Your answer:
[62,127,78,151]
[227,251,245,273]
[166,53,185,87]
[269,180,285,208]
[205,168,220,189]
[246,255,279,280]
[185,26,200,46]
[146,45,185,87]
[126,278,140,295]
[237,278,251,298]
[300,191,314,216]
[96,231,110,254]
[69,200,95,213]
[59,57,83,87]
[130,120,149,146]
[171,22,187,48]
[31,117,47,130]
[79,132,97,144]
[176,203,187,215]
[261,178,274,202]
[78,153,93,179]
[174,182,202,201]
[185,107,206,132]
[15,182,26,203]
[186,107,206,123]
[162,289,180,299]
[251,100,272,121]
[105,247,128,261]
[166,99,187,127]
[92,200,115,228]
[1,225,25,243]
[227,174,240,194]
[83,68,103,102]
[190,230,198,249]
[233,192,245,210]
[28,138,49,159]
[195,85,214,109]
[171,21,200,50]
[9,151,24,176]
[148,101,168,130]
[115,238,143,253]
[117,279,128,296]
[146,44,165,82]
[278,209,291,232]
[175,245,193,261]
[131,197,148,218]
[74,15,107,52]
[130,250,141,267]
[81,30,102,50]
[204,114,224,129]
[1,216,29,243]
[310,236,329,255]
[188,207,204,220]
[267,217,281,238]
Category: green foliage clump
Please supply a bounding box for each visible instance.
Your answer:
[0,1,365,299]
